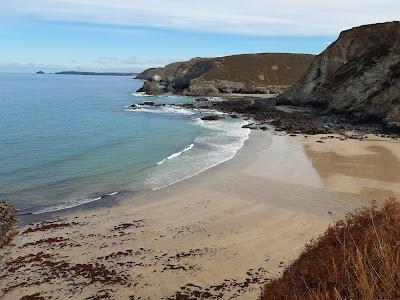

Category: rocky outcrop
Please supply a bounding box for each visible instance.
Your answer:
[136,81,167,95]
[187,79,279,95]
[135,68,163,80]
[136,53,314,96]
[0,201,17,248]
[201,115,225,121]
[278,22,400,128]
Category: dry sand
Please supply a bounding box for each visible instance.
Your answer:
[1,131,399,299]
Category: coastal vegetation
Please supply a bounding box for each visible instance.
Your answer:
[261,199,400,299]
[135,53,314,95]
[0,202,17,248]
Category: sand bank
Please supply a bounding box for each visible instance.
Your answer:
[1,132,398,299]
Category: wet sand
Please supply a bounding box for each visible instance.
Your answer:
[301,134,400,200]
[1,132,399,299]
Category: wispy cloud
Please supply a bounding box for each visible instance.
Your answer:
[93,56,180,68]
[0,57,180,73]
[3,0,399,36]
[0,62,70,73]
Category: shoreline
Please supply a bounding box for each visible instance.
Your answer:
[16,112,250,225]
[3,130,400,299]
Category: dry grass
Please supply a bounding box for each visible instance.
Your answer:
[261,199,400,300]
[203,53,315,86]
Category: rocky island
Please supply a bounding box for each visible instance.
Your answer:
[56,71,138,76]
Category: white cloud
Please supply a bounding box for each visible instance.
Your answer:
[93,56,144,66]
[3,0,399,36]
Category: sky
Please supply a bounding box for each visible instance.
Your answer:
[1,0,399,73]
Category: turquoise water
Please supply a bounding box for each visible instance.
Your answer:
[0,73,249,215]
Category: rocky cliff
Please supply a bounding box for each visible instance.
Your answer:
[136,53,315,95]
[278,22,400,128]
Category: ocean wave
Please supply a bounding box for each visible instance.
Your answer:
[131,92,153,97]
[126,105,195,115]
[146,119,250,190]
[157,144,194,165]
[157,159,167,165]
[206,96,223,102]
[31,191,119,215]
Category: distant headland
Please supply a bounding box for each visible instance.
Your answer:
[54,71,138,76]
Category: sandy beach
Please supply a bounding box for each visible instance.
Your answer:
[1,131,399,299]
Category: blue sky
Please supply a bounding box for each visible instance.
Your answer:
[1,1,399,72]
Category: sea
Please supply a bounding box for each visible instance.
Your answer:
[0,73,249,217]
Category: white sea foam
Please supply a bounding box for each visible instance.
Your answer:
[157,158,167,165]
[126,105,195,115]
[157,144,194,165]
[146,118,250,190]
[207,96,223,102]
[131,92,153,97]
[167,152,181,160]
[183,143,194,152]
[32,196,102,214]
[32,191,119,214]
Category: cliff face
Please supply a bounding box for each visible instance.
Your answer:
[279,22,400,126]
[136,53,315,95]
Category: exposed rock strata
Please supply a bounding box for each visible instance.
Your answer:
[278,22,400,129]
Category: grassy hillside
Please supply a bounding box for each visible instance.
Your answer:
[136,53,315,95]
[261,199,400,299]
[201,53,315,86]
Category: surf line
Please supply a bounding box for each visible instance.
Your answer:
[157,144,194,165]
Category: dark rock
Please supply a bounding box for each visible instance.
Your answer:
[136,81,168,95]
[231,114,239,119]
[141,101,155,106]
[212,97,277,114]
[0,201,17,248]
[36,71,45,74]
[201,115,224,121]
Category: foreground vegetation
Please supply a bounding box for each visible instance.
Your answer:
[261,199,400,299]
